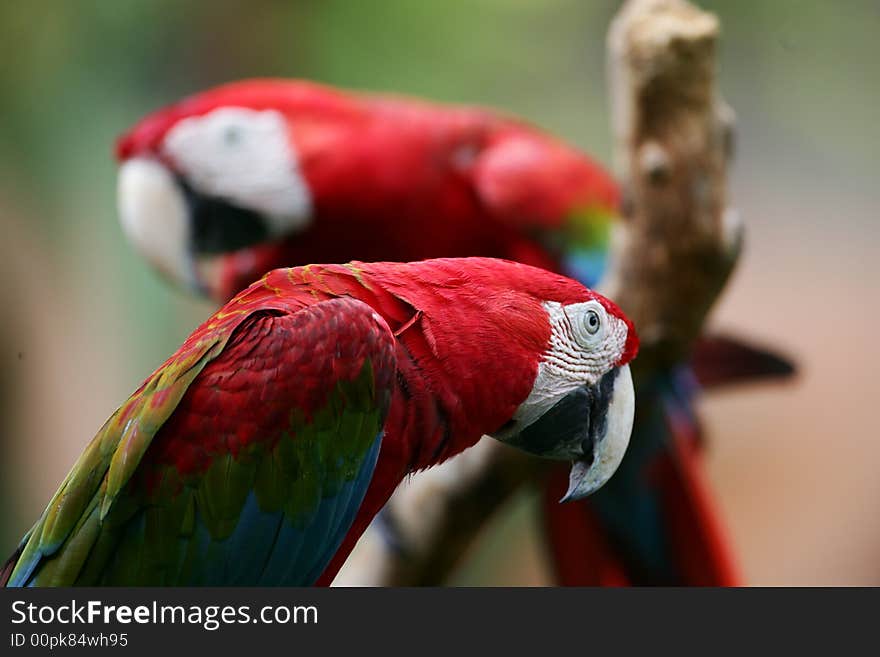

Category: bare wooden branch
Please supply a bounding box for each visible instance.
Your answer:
[603,0,740,373]
[334,0,738,586]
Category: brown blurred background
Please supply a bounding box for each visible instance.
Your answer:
[0,0,877,585]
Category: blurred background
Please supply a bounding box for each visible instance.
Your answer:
[0,0,877,585]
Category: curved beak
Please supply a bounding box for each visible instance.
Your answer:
[561,364,634,502]
[118,157,197,291]
[499,364,635,501]
[117,157,272,298]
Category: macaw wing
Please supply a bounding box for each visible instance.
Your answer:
[469,129,620,288]
[4,297,395,586]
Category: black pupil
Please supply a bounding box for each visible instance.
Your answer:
[224,127,241,145]
[588,313,598,328]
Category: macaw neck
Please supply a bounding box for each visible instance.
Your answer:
[370,294,547,474]
[382,326,526,474]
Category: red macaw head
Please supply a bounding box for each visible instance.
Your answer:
[116,80,328,294]
[358,258,639,500]
[462,260,639,500]
[115,79,620,299]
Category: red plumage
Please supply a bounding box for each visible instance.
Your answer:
[116,79,764,586]
[116,79,618,301]
[147,258,618,581]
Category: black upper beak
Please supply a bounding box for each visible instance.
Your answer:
[499,364,635,502]
[178,177,271,256]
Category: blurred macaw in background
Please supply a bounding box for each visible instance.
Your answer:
[3,258,637,586]
[115,79,792,585]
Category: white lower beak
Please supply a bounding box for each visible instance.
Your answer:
[117,157,194,289]
[562,363,634,501]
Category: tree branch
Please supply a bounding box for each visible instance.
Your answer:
[603,0,739,373]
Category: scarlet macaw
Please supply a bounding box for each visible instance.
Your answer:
[114,79,788,585]
[2,258,637,586]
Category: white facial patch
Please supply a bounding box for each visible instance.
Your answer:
[117,157,194,288]
[161,107,312,235]
[513,300,630,429]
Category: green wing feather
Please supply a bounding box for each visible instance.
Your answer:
[8,336,225,585]
[4,297,395,586]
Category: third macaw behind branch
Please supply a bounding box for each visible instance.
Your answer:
[115,79,790,586]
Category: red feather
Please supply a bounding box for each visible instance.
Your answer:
[116,79,617,301]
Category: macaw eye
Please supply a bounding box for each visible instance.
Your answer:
[223,125,243,146]
[564,301,606,348]
[584,310,601,335]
